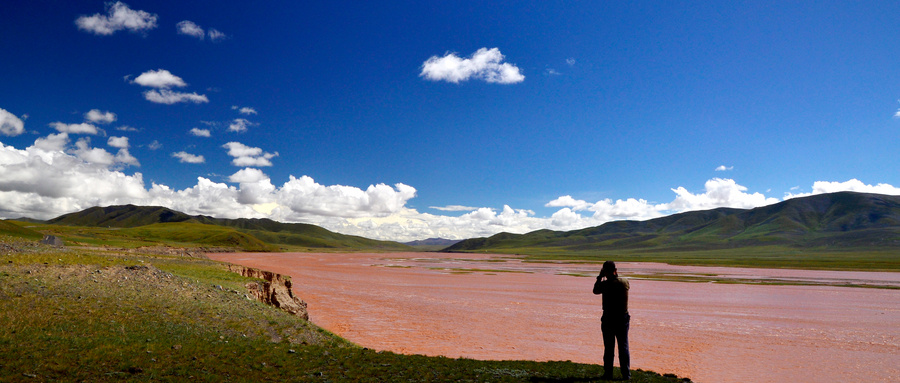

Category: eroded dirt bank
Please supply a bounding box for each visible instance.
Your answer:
[208,252,900,383]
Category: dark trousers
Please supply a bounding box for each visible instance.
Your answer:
[601,313,630,378]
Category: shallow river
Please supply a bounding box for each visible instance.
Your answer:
[208,252,900,383]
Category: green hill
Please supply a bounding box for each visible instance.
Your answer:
[44,205,411,251]
[0,220,44,240]
[445,192,900,269]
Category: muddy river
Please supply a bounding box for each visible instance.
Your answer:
[208,252,900,383]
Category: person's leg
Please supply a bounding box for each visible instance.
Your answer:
[618,315,631,379]
[601,319,616,379]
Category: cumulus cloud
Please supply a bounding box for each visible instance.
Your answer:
[666,178,779,211]
[222,142,278,167]
[420,47,525,84]
[75,2,158,36]
[3,132,900,242]
[715,165,734,171]
[172,151,205,164]
[784,179,900,198]
[0,108,25,136]
[143,89,209,104]
[107,136,129,149]
[189,128,211,137]
[85,109,116,124]
[133,69,187,88]
[49,122,102,135]
[176,20,205,39]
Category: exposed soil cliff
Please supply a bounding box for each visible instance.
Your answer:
[227,265,309,320]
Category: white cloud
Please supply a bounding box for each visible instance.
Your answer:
[114,148,140,166]
[107,136,129,149]
[148,140,162,150]
[228,118,256,133]
[420,47,525,84]
[189,128,211,137]
[665,178,780,212]
[172,151,205,164]
[430,205,478,212]
[715,165,734,171]
[116,125,139,132]
[566,58,576,66]
[49,122,102,135]
[0,108,25,136]
[133,69,187,88]
[176,20,204,39]
[222,142,277,167]
[785,179,900,198]
[75,2,158,36]
[3,133,900,242]
[143,89,209,104]
[208,29,227,42]
[85,109,117,124]
[233,106,258,115]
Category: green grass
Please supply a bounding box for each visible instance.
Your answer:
[464,245,900,271]
[0,239,690,382]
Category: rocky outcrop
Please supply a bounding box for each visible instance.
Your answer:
[40,235,64,247]
[227,265,308,320]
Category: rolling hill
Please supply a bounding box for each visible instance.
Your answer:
[445,192,900,254]
[43,205,412,251]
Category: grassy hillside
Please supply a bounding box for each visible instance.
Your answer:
[0,238,688,382]
[0,220,43,240]
[44,205,413,251]
[446,192,900,270]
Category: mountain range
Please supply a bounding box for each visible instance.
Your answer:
[445,192,900,253]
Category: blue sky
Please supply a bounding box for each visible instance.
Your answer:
[1,1,899,241]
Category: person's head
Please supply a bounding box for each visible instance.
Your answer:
[601,260,617,277]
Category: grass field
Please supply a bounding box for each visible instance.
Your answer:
[464,245,900,271]
[0,237,690,382]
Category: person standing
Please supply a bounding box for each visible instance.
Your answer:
[593,260,631,380]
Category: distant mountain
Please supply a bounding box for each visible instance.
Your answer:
[402,238,463,251]
[404,238,463,247]
[444,192,900,253]
[47,205,413,251]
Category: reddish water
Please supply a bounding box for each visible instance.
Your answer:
[208,252,900,383]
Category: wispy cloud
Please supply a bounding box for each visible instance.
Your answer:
[49,122,102,135]
[176,20,205,39]
[177,20,228,42]
[430,205,479,212]
[143,89,209,105]
[232,106,258,115]
[715,165,734,171]
[208,29,227,42]
[228,118,256,133]
[75,2,158,36]
[172,151,205,164]
[190,128,211,137]
[420,48,524,84]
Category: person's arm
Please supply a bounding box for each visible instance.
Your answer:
[593,271,606,295]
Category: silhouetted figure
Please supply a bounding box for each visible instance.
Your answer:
[593,261,630,380]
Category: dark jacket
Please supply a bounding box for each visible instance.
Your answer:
[593,275,630,316]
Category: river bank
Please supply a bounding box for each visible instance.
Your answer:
[209,252,900,383]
